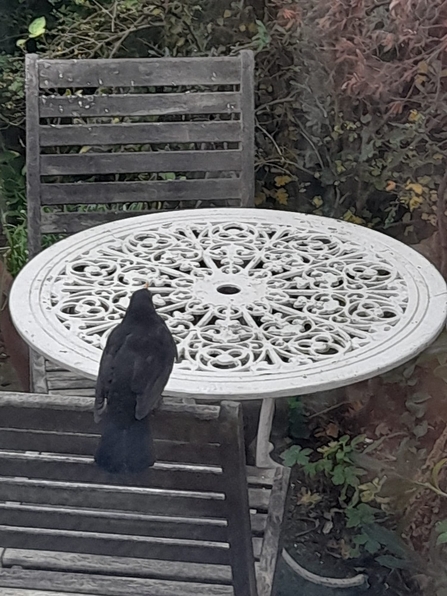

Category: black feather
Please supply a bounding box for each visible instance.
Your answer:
[94,288,177,474]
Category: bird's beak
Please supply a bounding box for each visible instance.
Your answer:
[144,281,150,289]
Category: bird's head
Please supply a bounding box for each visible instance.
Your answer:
[125,285,155,320]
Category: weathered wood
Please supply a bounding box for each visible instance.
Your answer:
[219,402,257,596]
[41,179,241,205]
[246,466,276,488]
[38,57,242,88]
[27,53,254,273]
[0,590,94,596]
[48,388,96,396]
[0,394,222,442]
[40,122,242,146]
[39,92,241,118]
[0,429,222,464]
[40,150,242,176]
[240,50,255,208]
[0,503,227,542]
[0,525,230,565]
[256,467,291,596]
[0,429,97,455]
[248,488,271,512]
[0,391,219,418]
[25,55,41,258]
[0,451,224,493]
[0,477,225,518]
[3,549,233,584]
[0,393,288,596]
[40,207,239,235]
[0,568,234,595]
[0,504,265,541]
[46,371,97,390]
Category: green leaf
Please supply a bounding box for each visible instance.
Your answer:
[16,39,27,48]
[160,172,176,181]
[432,459,447,490]
[28,17,46,38]
[436,519,447,534]
[0,151,20,164]
[363,524,413,560]
[280,445,312,467]
[353,533,368,546]
[365,538,381,554]
[332,464,346,485]
[413,420,428,438]
[436,532,447,546]
[351,434,366,447]
[345,504,377,528]
[376,555,410,570]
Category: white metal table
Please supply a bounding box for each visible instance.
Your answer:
[10,208,447,467]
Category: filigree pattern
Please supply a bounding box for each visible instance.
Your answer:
[49,219,410,375]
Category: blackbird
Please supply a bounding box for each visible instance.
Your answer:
[94,286,177,473]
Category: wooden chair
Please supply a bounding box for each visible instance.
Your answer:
[24,52,255,393]
[0,393,289,596]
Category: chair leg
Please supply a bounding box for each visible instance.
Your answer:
[256,399,282,468]
[29,349,48,393]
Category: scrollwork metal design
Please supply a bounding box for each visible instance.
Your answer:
[49,219,409,375]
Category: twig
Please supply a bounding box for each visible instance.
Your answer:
[255,95,298,114]
[256,123,284,157]
[111,0,118,33]
[109,22,163,59]
[308,400,351,420]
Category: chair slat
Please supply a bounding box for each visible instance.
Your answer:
[40,207,239,235]
[3,548,233,584]
[0,504,227,542]
[40,122,242,146]
[0,525,230,565]
[0,452,224,492]
[0,429,222,464]
[41,179,241,206]
[39,92,241,117]
[0,568,234,595]
[0,477,226,518]
[38,57,242,88]
[40,150,242,176]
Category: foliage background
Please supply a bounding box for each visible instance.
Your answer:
[0,0,446,273]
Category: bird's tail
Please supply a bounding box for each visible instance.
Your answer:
[94,416,155,474]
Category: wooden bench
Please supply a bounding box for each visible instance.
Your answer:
[24,51,255,395]
[0,392,289,596]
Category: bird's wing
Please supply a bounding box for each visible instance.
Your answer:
[132,331,176,420]
[94,325,128,423]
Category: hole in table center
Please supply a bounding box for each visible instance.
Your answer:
[216,285,241,295]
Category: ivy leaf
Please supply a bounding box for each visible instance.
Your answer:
[28,17,46,38]
[332,464,346,485]
[280,445,312,467]
[365,538,381,554]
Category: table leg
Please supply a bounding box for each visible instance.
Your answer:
[256,398,282,468]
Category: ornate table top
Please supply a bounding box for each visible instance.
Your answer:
[10,208,447,399]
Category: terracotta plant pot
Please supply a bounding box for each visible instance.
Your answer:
[0,259,30,391]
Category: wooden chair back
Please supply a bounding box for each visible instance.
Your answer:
[25,52,255,257]
[0,393,283,595]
